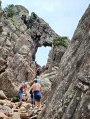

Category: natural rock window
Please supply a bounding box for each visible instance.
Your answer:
[35,46,51,67]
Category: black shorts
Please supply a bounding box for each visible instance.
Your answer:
[34,91,41,102]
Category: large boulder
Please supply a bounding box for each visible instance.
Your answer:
[0,72,18,98]
[0,90,7,99]
[38,5,90,119]
[48,46,66,66]
[12,113,21,119]
[0,112,7,119]
[40,70,58,102]
[0,105,12,115]
[40,77,51,102]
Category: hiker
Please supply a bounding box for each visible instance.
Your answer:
[30,87,35,107]
[23,82,28,101]
[37,76,40,83]
[32,79,42,106]
[19,84,24,101]
[23,82,27,95]
[36,67,41,76]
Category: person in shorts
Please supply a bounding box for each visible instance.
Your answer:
[32,79,42,106]
[19,84,24,101]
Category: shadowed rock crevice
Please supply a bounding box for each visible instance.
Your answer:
[0,61,7,74]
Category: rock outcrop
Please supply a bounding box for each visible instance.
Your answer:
[48,36,70,66]
[0,90,7,99]
[48,45,67,66]
[28,12,58,46]
[0,5,35,97]
[40,67,58,102]
[22,12,59,60]
[0,7,36,97]
[38,5,90,119]
[0,4,59,98]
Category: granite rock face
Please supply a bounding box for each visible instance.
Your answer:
[0,6,35,97]
[13,5,29,18]
[48,46,67,66]
[0,90,7,99]
[0,4,59,97]
[38,5,90,119]
[40,68,58,103]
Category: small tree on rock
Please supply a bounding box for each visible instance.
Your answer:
[4,4,15,18]
[53,36,69,49]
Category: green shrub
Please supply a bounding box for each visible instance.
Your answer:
[4,4,15,18]
[13,96,20,102]
[53,36,69,48]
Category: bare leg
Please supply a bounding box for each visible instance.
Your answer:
[35,101,38,106]
[20,98,22,101]
[38,101,41,106]
[35,101,41,107]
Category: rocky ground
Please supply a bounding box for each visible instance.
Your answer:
[0,95,43,119]
[0,64,58,119]
[0,2,90,119]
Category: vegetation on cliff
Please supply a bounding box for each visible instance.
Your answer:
[4,4,15,18]
[53,36,69,49]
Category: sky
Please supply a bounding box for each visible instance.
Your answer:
[1,0,90,66]
[36,46,51,66]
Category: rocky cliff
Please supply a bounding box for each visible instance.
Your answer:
[0,2,90,119]
[0,4,60,98]
[38,5,90,119]
[21,12,59,60]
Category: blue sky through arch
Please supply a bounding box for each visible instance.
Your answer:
[35,46,51,67]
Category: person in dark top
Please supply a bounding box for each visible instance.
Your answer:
[36,67,41,76]
[30,88,35,107]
